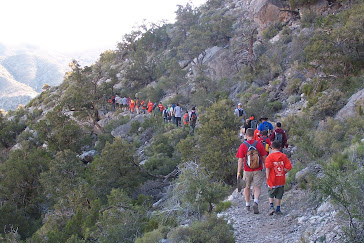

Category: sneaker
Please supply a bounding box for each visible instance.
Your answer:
[253,202,259,214]
[246,206,251,212]
[269,207,275,216]
[275,210,282,215]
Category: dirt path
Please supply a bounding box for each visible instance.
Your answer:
[220,183,315,243]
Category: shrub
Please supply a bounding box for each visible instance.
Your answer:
[168,215,235,243]
[262,22,283,40]
[301,10,318,28]
[215,201,232,213]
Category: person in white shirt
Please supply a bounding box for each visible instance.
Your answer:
[174,103,182,127]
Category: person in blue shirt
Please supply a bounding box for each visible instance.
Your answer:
[258,117,274,135]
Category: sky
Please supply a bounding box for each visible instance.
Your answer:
[0,0,207,54]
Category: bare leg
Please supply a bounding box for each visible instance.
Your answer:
[244,187,250,204]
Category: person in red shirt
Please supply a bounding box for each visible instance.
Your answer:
[259,130,272,154]
[147,100,154,113]
[158,102,164,113]
[236,128,267,214]
[265,141,292,215]
[269,122,288,150]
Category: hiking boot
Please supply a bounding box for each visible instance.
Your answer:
[246,206,251,212]
[253,202,259,214]
[275,210,282,215]
[237,178,246,192]
[269,207,275,216]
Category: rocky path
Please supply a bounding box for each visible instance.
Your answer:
[220,184,343,243]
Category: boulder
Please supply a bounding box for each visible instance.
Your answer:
[335,88,364,120]
[111,114,146,138]
[191,46,236,81]
[79,150,97,163]
[249,0,289,29]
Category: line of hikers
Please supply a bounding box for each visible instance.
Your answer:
[107,95,198,134]
[234,103,292,216]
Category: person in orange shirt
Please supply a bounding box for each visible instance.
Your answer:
[147,100,154,113]
[135,98,140,114]
[265,141,292,215]
[253,126,261,141]
[140,100,146,114]
[130,99,135,113]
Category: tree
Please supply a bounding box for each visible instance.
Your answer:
[61,60,107,132]
[34,108,85,153]
[0,144,51,239]
[87,138,143,199]
[196,99,240,184]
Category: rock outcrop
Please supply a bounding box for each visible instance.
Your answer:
[335,88,364,120]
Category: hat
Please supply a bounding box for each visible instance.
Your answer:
[238,103,242,106]
[260,117,268,121]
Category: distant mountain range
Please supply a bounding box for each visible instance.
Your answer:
[0,43,101,111]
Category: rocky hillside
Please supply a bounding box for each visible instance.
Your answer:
[0,0,363,242]
[0,43,99,111]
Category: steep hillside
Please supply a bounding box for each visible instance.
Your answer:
[0,44,99,111]
[0,0,363,242]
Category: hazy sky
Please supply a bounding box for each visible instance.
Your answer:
[0,0,206,53]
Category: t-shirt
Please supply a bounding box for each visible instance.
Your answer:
[236,140,267,171]
[174,106,182,117]
[265,151,292,188]
[158,104,164,112]
[258,121,274,132]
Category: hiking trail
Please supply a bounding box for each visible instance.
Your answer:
[220,182,343,242]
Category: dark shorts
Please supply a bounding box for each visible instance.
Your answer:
[268,186,284,199]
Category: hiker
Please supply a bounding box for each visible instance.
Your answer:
[115,95,121,109]
[169,104,176,123]
[239,119,250,140]
[183,111,189,128]
[147,100,154,113]
[258,117,274,135]
[135,98,140,114]
[174,103,182,127]
[236,128,267,214]
[158,102,164,114]
[269,122,288,151]
[141,100,147,114]
[248,114,258,129]
[130,99,135,113]
[253,123,261,141]
[189,107,198,134]
[111,96,116,111]
[163,107,169,123]
[235,103,246,119]
[265,141,292,215]
[122,96,128,111]
[260,130,272,154]
[153,103,158,116]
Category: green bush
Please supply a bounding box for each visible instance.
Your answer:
[215,201,232,213]
[168,215,235,243]
[262,22,283,40]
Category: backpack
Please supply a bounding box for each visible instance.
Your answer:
[262,136,270,153]
[163,109,168,118]
[250,119,257,129]
[238,108,244,117]
[243,141,261,169]
[274,132,283,146]
[190,112,197,123]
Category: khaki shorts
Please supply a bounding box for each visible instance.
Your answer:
[243,170,265,188]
